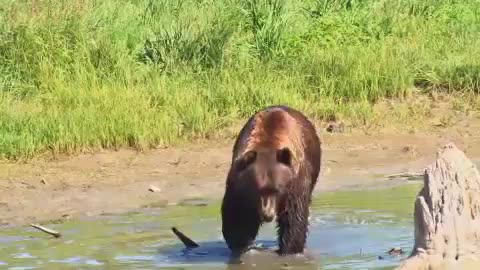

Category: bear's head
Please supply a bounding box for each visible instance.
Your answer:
[233,147,294,222]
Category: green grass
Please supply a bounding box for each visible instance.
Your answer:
[0,0,479,159]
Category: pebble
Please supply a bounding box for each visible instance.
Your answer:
[148,185,162,193]
[325,121,345,133]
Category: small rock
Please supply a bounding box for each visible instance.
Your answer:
[40,179,48,185]
[325,121,345,133]
[149,185,162,193]
[168,158,181,166]
[402,145,418,157]
[387,247,404,255]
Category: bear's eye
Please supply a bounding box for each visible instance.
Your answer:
[276,147,292,166]
[237,150,257,171]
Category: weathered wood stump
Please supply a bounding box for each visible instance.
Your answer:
[396,143,480,270]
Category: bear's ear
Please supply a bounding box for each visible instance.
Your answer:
[276,147,292,166]
[236,150,257,171]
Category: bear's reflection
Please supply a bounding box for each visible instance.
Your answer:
[226,248,319,270]
[157,240,321,270]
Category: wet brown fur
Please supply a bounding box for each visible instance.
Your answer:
[221,105,322,257]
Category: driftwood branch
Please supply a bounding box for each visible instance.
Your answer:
[396,143,480,270]
[171,227,199,248]
[30,223,62,238]
[386,172,423,179]
[170,226,268,253]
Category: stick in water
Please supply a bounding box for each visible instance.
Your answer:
[30,223,62,238]
[171,227,199,248]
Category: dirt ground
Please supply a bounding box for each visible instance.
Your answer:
[1,114,480,227]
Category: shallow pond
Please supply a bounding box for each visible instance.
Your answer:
[0,182,422,270]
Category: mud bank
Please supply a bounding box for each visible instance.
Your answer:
[1,120,480,227]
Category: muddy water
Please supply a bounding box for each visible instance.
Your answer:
[0,182,422,270]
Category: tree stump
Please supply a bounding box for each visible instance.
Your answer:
[396,143,480,270]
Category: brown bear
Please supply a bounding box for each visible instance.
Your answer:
[221,105,322,257]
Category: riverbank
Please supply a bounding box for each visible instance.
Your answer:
[2,109,480,227]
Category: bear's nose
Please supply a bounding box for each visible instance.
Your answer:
[256,173,268,189]
[257,173,279,195]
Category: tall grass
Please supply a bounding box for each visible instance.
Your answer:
[0,0,479,159]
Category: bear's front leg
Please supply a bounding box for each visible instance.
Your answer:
[276,191,311,255]
[221,193,261,256]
